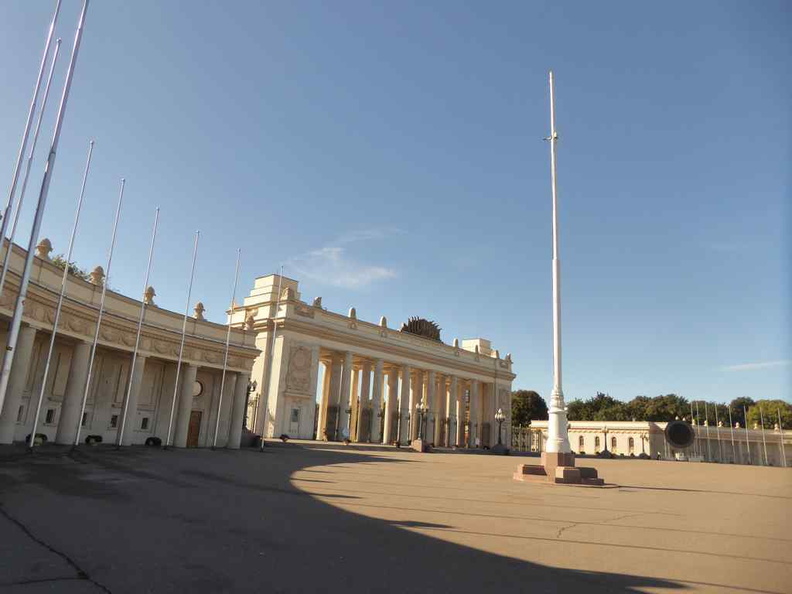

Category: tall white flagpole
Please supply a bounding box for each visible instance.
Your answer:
[0,38,62,299]
[759,406,769,466]
[544,71,571,456]
[73,178,125,448]
[28,139,94,449]
[164,231,200,448]
[1,0,62,260]
[743,405,751,464]
[211,248,241,449]
[728,406,736,463]
[714,404,723,462]
[116,207,159,447]
[259,266,284,450]
[704,401,711,461]
[0,0,90,419]
[778,408,787,468]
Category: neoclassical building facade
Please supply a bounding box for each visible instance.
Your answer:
[523,420,790,466]
[230,275,516,448]
[0,239,259,448]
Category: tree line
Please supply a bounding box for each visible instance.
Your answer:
[511,390,791,429]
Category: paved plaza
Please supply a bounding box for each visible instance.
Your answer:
[1,442,790,593]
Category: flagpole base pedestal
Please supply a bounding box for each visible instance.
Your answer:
[513,452,605,486]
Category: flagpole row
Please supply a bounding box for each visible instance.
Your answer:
[164,230,200,448]
[73,178,125,448]
[1,0,62,260]
[116,206,159,448]
[0,38,62,300]
[28,139,94,449]
[0,0,90,420]
[212,248,241,449]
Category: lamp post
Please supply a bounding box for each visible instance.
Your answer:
[495,408,506,446]
[415,402,428,440]
[244,379,257,432]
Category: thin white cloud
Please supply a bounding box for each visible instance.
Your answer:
[289,246,397,289]
[721,360,791,372]
[336,227,406,245]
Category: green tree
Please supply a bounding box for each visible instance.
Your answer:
[511,390,548,426]
[51,254,90,282]
[566,399,589,421]
[746,400,792,430]
[626,395,652,421]
[644,394,689,421]
[729,397,755,427]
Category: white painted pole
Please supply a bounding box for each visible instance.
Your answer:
[0,0,62,266]
[778,408,787,468]
[759,406,769,466]
[545,71,571,455]
[115,207,159,447]
[28,140,94,449]
[744,406,751,464]
[704,402,711,461]
[73,178,125,448]
[0,38,62,299]
[0,0,90,419]
[728,406,736,463]
[211,248,241,449]
[164,231,200,448]
[260,266,284,450]
[714,404,723,462]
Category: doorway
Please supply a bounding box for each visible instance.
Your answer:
[187,410,202,447]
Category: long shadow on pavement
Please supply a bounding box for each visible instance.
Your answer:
[0,443,689,593]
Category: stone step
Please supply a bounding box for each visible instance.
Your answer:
[515,463,547,476]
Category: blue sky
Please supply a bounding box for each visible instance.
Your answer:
[1,1,789,404]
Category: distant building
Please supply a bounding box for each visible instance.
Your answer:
[516,420,790,467]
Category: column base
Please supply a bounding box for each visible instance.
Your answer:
[513,452,605,486]
[410,438,431,453]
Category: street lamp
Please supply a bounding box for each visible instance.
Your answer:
[495,408,506,446]
[415,402,428,440]
[244,379,257,431]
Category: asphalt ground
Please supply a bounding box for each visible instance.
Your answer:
[1,441,790,593]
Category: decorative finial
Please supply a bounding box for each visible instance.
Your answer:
[380,316,387,327]
[493,349,500,359]
[453,338,459,348]
[194,301,206,321]
[349,307,356,319]
[143,286,156,306]
[35,238,53,260]
[312,296,322,308]
[89,266,105,286]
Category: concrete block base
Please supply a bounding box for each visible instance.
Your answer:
[411,438,430,453]
[513,455,606,486]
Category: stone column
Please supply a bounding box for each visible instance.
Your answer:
[469,380,480,448]
[337,351,353,440]
[456,380,466,446]
[119,355,148,446]
[399,364,411,444]
[448,376,458,446]
[55,341,92,445]
[434,374,446,445]
[326,354,342,439]
[410,370,423,440]
[228,372,249,449]
[425,370,436,442]
[316,361,331,440]
[384,368,397,444]
[173,363,199,447]
[370,359,384,444]
[0,325,37,444]
[355,362,371,442]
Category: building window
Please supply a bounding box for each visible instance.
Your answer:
[611,436,617,452]
[17,405,24,423]
[81,412,88,427]
[45,409,55,424]
[141,417,149,430]
[110,414,119,428]
[594,436,600,452]
[578,435,585,452]
[628,437,635,454]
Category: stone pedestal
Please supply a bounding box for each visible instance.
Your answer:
[513,451,605,486]
[541,451,576,478]
[411,438,430,453]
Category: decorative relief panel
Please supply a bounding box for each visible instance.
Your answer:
[286,346,312,393]
[294,303,315,318]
